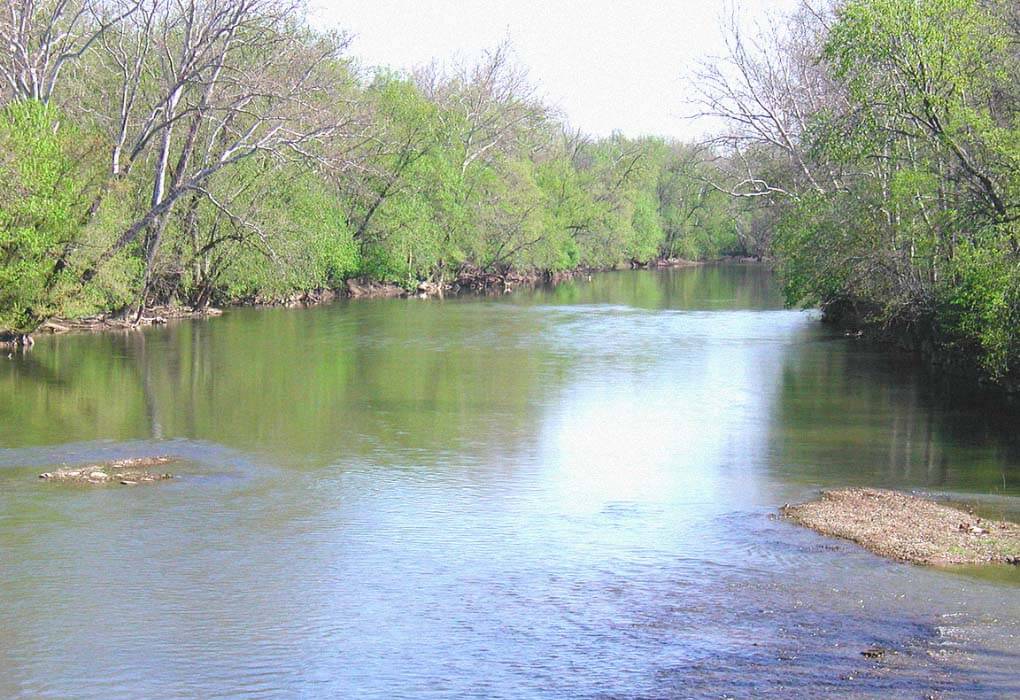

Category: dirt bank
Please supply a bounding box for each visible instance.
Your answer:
[782,488,1020,566]
[39,456,176,486]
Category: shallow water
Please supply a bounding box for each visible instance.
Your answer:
[1,265,1018,698]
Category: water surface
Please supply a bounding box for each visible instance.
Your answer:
[1,265,1018,698]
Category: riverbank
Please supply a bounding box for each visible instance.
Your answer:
[820,298,1020,395]
[11,260,716,343]
[782,489,1020,567]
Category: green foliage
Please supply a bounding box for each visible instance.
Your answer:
[936,237,1020,378]
[170,162,361,304]
[761,0,1020,384]
[827,0,1004,99]
[358,144,464,286]
[0,101,105,331]
[0,36,739,334]
[628,191,664,261]
[334,78,733,287]
[772,196,842,308]
[59,177,142,319]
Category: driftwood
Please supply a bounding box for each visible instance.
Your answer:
[37,307,222,335]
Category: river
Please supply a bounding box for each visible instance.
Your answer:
[1,264,1017,698]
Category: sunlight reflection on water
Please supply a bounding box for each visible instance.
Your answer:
[0,265,1018,698]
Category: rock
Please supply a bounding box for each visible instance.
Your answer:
[959,523,988,535]
[345,278,406,299]
[416,281,446,298]
[110,456,174,469]
[861,646,887,659]
[651,258,702,269]
[0,333,34,348]
[38,456,178,486]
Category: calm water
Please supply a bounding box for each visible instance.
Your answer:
[1,265,1018,699]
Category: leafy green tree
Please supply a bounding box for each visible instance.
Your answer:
[0,101,104,331]
[0,4,743,336]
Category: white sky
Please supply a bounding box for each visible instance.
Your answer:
[312,1,801,141]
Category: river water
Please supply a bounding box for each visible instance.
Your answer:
[0,265,1017,698]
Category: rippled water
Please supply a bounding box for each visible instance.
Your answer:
[1,265,1018,698]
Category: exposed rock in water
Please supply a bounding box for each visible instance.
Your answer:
[345,278,407,299]
[860,646,888,659]
[248,289,338,307]
[781,488,1020,567]
[416,280,446,298]
[0,332,34,348]
[647,258,702,268]
[39,456,176,486]
[451,266,603,295]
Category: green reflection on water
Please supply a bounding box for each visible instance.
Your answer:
[1,263,1018,499]
[1,263,1019,700]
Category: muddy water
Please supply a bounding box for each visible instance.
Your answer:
[1,265,1017,698]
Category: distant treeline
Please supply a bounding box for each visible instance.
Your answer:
[696,0,1020,387]
[0,0,754,334]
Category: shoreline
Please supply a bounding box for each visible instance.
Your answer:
[782,488,1020,567]
[821,301,1020,395]
[9,258,729,343]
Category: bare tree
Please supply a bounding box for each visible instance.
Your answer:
[416,41,550,176]
[690,1,843,199]
[76,0,355,316]
[0,0,139,103]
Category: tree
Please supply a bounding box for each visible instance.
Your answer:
[699,0,1020,382]
[0,0,139,103]
[76,0,354,314]
[0,101,105,331]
